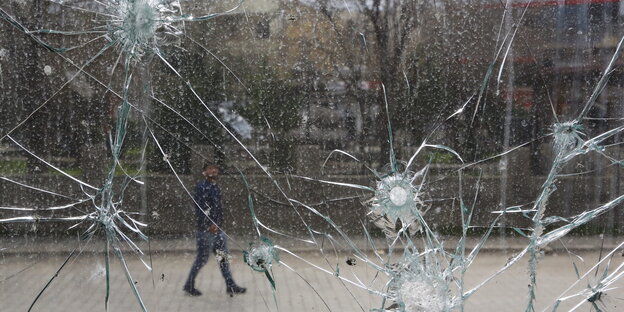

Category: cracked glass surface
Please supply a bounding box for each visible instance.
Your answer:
[1,0,624,311]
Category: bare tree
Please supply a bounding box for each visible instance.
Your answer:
[317,0,431,166]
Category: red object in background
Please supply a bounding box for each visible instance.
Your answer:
[359,80,382,91]
[501,87,535,110]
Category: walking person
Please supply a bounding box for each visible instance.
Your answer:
[183,164,246,297]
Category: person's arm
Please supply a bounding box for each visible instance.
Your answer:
[207,186,223,232]
[194,182,209,232]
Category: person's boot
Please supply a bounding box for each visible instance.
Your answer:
[226,285,246,297]
[183,285,202,296]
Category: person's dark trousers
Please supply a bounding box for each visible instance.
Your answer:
[184,231,235,289]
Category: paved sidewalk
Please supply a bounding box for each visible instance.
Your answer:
[1,235,622,255]
[1,248,623,311]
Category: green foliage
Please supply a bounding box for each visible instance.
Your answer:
[428,151,455,164]
[0,160,28,175]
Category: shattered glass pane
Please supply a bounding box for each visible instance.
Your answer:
[1,0,624,311]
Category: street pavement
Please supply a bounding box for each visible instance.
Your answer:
[1,247,623,311]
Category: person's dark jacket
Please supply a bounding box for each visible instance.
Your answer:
[193,179,223,231]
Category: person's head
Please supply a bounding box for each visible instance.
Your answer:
[202,163,220,181]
